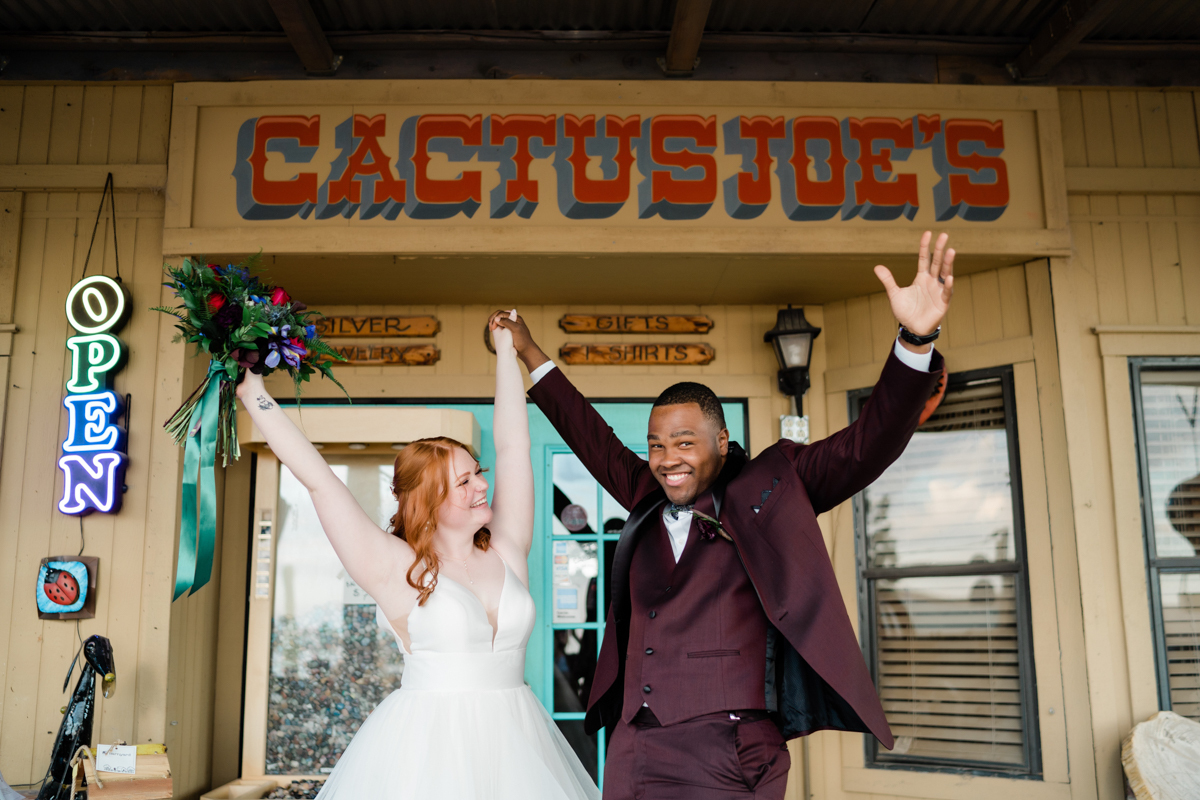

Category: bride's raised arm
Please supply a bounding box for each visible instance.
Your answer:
[235,371,414,610]
[486,309,535,584]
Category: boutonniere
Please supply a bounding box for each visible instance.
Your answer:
[692,510,733,542]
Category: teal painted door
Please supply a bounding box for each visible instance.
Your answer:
[429,400,746,789]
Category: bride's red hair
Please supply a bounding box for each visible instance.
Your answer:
[389,436,490,606]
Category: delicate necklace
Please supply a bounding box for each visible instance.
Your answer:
[461,556,474,585]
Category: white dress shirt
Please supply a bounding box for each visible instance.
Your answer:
[530,337,934,564]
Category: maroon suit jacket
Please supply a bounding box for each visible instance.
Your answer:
[528,350,943,748]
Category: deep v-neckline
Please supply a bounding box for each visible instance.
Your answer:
[439,558,509,651]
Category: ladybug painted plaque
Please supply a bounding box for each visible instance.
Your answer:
[35,559,95,618]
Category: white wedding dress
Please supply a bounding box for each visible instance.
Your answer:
[315,557,600,800]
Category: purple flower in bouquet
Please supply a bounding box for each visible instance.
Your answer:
[264,325,307,369]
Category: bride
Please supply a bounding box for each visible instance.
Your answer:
[236,310,599,800]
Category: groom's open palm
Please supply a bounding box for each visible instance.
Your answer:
[874,231,956,336]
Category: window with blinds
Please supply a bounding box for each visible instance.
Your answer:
[1131,364,1200,721]
[853,368,1039,775]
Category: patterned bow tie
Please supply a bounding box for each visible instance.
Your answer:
[665,503,733,542]
[665,503,694,520]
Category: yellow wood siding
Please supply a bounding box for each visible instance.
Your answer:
[0,85,220,800]
[1053,87,1200,800]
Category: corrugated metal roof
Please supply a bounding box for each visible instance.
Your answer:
[0,0,280,32]
[1093,0,1200,40]
[0,0,1195,41]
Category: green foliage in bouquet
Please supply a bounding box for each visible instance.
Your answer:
[152,254,347,465]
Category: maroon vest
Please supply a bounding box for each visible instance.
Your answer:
[623,512,769,725]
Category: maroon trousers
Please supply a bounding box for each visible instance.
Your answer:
[602,709,791,800]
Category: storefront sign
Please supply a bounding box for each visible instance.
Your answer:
[559,314,714,334]
[316,315,439,337]
[325,344,440,365]
[559,343,715,366]
[171,83,1067,258]
[230,112,1009,224]
[58,275,130,516]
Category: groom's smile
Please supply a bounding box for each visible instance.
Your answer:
[647,403,728,506]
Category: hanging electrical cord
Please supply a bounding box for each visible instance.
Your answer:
[80,171,121,282]
[78,516,84,557]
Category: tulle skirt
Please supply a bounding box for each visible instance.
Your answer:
[315,683,600,800]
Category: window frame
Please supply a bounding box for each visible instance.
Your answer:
[849,364,1042,777]
[1128,356,1200,713]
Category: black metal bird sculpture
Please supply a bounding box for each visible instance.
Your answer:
[37,635,115,800]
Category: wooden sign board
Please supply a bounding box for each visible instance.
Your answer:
[560,343,715,366]
[324,344,440,366]
[316,316,439,338]
[559,314,714,334]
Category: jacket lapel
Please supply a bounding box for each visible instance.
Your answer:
[609,489,666,622]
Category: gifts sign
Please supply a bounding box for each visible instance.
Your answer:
[58,275,130,516]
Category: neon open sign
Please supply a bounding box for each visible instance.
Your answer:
[58,275,130,516]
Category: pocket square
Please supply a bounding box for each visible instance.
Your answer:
[752,477,781,513]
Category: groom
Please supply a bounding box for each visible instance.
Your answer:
[493,232,955,799]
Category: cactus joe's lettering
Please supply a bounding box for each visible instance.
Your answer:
[58,275,130,516]
[231,110,1012,223]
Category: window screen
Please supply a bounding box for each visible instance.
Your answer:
[853,368,1040,775]
[1132,363,1200,720]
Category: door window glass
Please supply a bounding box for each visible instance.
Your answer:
[266,455,399,775]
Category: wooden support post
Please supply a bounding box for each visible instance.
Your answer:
[660,0,713,76]
[265,0,342,75]
[1007,0,1122,81]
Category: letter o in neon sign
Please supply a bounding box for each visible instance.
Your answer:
[65,275,128,335]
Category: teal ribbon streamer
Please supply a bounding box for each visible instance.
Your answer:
[173,363,226,600]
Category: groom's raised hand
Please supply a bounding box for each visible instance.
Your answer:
[873,231,955,351]
[488,310,551,373]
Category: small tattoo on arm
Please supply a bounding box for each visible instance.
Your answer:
[256,395,275,411]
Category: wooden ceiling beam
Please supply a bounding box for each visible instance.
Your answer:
[1007,0,1123,80]
[266,0,341,75]
[660,0,713,76]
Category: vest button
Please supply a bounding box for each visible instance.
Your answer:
[645,648,654,655]
[649,610,657,619]
[643,685,652,694]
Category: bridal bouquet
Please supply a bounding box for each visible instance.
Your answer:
[154,255,347,599]
[154,254,347,464]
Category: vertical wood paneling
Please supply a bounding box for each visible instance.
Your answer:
[16,86,53,166]
[0,88,24,166]
[944,272,975,347]
[108,86,144,164]
[867,293,894,363]
[845,296,873,366]
[1108,91,1145,168]
[1165,92,1200,168]
[1059,90,1088,168]
[78,86,115,166]
[1147,196,1186,326]
[1118,196,1157,325]
[1060,86,1200,800]
[47,86,84,165]
[970,269,1004,343]
[997,265,1031,339]
[822,301,849,371]
[1138,91,1173,168]
[1080,90,1117,168]
[1180,196,1200,325]
[0,85,179,791]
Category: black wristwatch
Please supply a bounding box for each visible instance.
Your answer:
[898,324,940,346]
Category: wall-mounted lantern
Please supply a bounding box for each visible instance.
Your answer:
[764,305,821,443]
